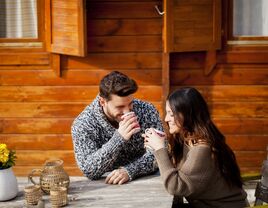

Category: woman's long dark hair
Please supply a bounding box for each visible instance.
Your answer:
[167,87,243,188]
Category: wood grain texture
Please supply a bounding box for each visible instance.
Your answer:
[0,86,162,102]
[2,134,267,151]
[87,19,162,36]
[170,67,268,85]
[0,101,264,118]
[62,53,162,70]
[171,85,268,102]
[0,69,162,86]
[0,0,267,176]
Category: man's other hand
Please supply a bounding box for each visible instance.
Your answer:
[105,168,130,185]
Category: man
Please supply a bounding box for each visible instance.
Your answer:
[71,71,164,185]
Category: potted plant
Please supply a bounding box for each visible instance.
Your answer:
[0,143,18,201]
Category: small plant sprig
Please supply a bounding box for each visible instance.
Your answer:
[0,144,17,170]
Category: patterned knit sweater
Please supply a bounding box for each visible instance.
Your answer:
[71,95,164,181]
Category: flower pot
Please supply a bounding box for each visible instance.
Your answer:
[0,167,18,201]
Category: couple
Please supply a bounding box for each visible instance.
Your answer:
[71,71,249,207]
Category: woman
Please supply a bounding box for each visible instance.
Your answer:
[143,87,249,208]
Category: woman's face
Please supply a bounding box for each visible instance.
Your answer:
[165,101,183,134]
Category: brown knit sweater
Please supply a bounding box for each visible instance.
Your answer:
[154,144,249,208]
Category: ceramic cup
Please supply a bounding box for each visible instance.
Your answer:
[145,128,165,137]
[121,112,140,133]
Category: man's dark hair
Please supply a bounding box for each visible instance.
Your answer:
[99,71,138,100]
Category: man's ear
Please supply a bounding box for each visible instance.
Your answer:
[99,96,106,107]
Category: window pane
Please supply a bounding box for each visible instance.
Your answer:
[233,0,268,36]
[0,0,38,38]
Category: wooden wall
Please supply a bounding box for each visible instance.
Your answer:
[0,0,163,176]
[0,0,267,176]
[170,51,268,173]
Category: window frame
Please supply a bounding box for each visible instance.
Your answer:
[227,0,268,44]
[0,0,45,45]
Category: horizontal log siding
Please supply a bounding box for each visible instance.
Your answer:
[170,52,268,174]
[0,0,163,176]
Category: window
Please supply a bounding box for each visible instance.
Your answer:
[228,0,268,45]
[233,0,268,37]
[0,0,38,39]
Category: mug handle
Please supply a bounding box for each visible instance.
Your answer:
[28,169,42,185]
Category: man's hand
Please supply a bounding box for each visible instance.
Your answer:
[105,168,130,185]
[118,114,140,141]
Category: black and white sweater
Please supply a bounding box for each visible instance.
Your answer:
[71,95,164,181]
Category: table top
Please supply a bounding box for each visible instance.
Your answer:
[0,174,173,208]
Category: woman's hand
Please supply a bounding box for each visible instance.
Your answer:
[142,128,166,151]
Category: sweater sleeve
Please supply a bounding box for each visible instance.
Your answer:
[71,118,126,180]
[123,103,164,180]
[154,145,214,197]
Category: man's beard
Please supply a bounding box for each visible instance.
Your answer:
[105,107,120,128]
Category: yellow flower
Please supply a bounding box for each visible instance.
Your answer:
[0,143,7,150]
[0,144,10,163]
[0,143,16,169]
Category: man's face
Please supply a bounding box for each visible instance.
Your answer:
[100,94,134,123]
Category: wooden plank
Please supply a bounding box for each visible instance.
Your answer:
[226,135,268,151]
[0,103,88,118]
[0,69,162,86]
[170,67,268,85]
[170,52,205,69]
[1,177,173,208]
[87,19,162,36]
[235,151,266,167]
[0,101,263,119]
[0,118,73,134]
[0,53,50,66]
[2,101,266,118]
[2,134,267,152]
[0,86,162,102]
[0,65,51,71]
[13,165,83,176]
[170,85,268,102]
[12,151,266,174]
[208,102,268,118]
[162,53,169,118]
[214,118,268,135]
[240,167,262,174]
[165,0,221,52]
[170,52,268,69]
[0,134,73,150]
[0,117,266,135]
[48,0,87,56]
[218,51,268,64]
[87,2,160,19]
[15,150,76,165]
[62,53,162,70]
[87,36,162,52]
[0,102,162,118]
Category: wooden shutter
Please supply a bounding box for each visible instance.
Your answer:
[164,0,221,52]
[45,0,87,57]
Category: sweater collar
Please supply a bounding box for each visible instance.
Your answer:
[92,95,117,133]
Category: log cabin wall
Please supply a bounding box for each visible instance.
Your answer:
[0,0,267,176]
[170,51,268,174]
[0,0,163,176]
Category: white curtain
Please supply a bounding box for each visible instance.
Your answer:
[233,0,268,36]
[0,0,37,38]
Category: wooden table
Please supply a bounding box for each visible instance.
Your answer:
[0,174,173,208]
